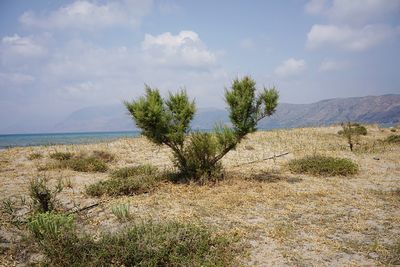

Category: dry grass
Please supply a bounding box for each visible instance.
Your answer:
[0,125,399,266]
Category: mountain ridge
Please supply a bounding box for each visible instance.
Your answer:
[52,94,400,132]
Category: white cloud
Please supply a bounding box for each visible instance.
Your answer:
[0,72,35,85]
[305,0,327,15]
[1,34,46,58]
[305,0,400,52]
[307,24,399,51]
[319,59,350,71]
[19,0,153,30]
[274,58,306,77]
[141,31,216,68]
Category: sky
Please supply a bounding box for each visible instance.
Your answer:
[0,0,400,134]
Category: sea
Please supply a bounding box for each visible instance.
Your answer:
[0,131,141,149]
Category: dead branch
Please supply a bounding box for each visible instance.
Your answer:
[233,152,289,167]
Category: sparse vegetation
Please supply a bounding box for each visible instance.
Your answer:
[29,177,62,212]
[67,156,108,172]
[49,151,74,161]
[287,155,358,176]
[385,134,400,144]
[111,203,131,221]
[86,172,159,197]
[338,122,367,151]
[28,215,239,267]
[43,152,109,173]
[92,150,115,163]
[28,152,43,160]
[87,165,160,196]
[125,76,278,182]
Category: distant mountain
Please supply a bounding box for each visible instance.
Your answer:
[53,94,400,132]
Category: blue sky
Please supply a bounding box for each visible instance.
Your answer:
[1,0,400,133]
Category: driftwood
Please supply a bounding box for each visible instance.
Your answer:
[67,202,101,215]
[233,152,289,167]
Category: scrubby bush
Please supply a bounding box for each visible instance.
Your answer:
[50,152,74,161]
[28,152,43,160]
[67,156,108,172]
[339,122,367,151]
[111,165,158,179]
[92,150,115,163]
[125,76,278,182]
[29,177,63,212]
[287,155,358,176]
[29,217,240,267]
[385,134,400,144]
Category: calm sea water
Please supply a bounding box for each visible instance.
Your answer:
[0,131,140,149]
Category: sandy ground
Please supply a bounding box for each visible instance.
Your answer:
[0,125,399,266]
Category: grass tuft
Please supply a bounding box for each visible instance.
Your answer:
[287,155,358,176]
[49,152,74,161]
[67,156,108,172]
[86,174,159,197]
[385,134,400,144]
[29,217,240,267]
[111,165,158,179]
[92,150,115,163]
[28,152,43,160]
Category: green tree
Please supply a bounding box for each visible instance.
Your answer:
[125,76,279,181]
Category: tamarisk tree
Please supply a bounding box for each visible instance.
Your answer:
[125,76,278,181]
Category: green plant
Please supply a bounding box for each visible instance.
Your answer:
[339,122,366,151]
[125,76,278,181]
[67,156,108,172]
[111,203,131,222]
[28,152,43,160]
[30,219,240,267]
[385,134,400,144]
[86,174,159,197]
[49,152,74,161]
[29,177,62,212]
[287,155,358,176]
[111,165,158,179]
[28,212,75,241]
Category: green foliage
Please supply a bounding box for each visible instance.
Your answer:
[86,165,160,197]
[111,165,158,179]
[125,76,278,182]
[28,152,43,160]
[29,177,62,212]
[385,134,400,143]
[338,123,367,136]
[339,122,367,151]
[28,212,75,241]
[30,219,239,267]
[44,152,109,173]
[86,175,159,197]
[287,155,358,176]
[111,203,131,222]
[67,156,108,172]
[49,152,74,161]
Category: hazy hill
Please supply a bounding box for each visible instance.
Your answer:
[53,94,400,132]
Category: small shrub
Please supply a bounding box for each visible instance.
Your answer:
[28,212,75,241]
[339,122,367,151]
[29,177,62,212]
[28,152,43,160]
[111,203,131,222]
[86,175,158,197]
[385,134,400,144]
[31,219,239,267]
[390,128,396,132]
[92,150,115,163]
[287,155,358,176]
[49,152,74,161]
[111,165,158,179]
[67,156,108,172]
